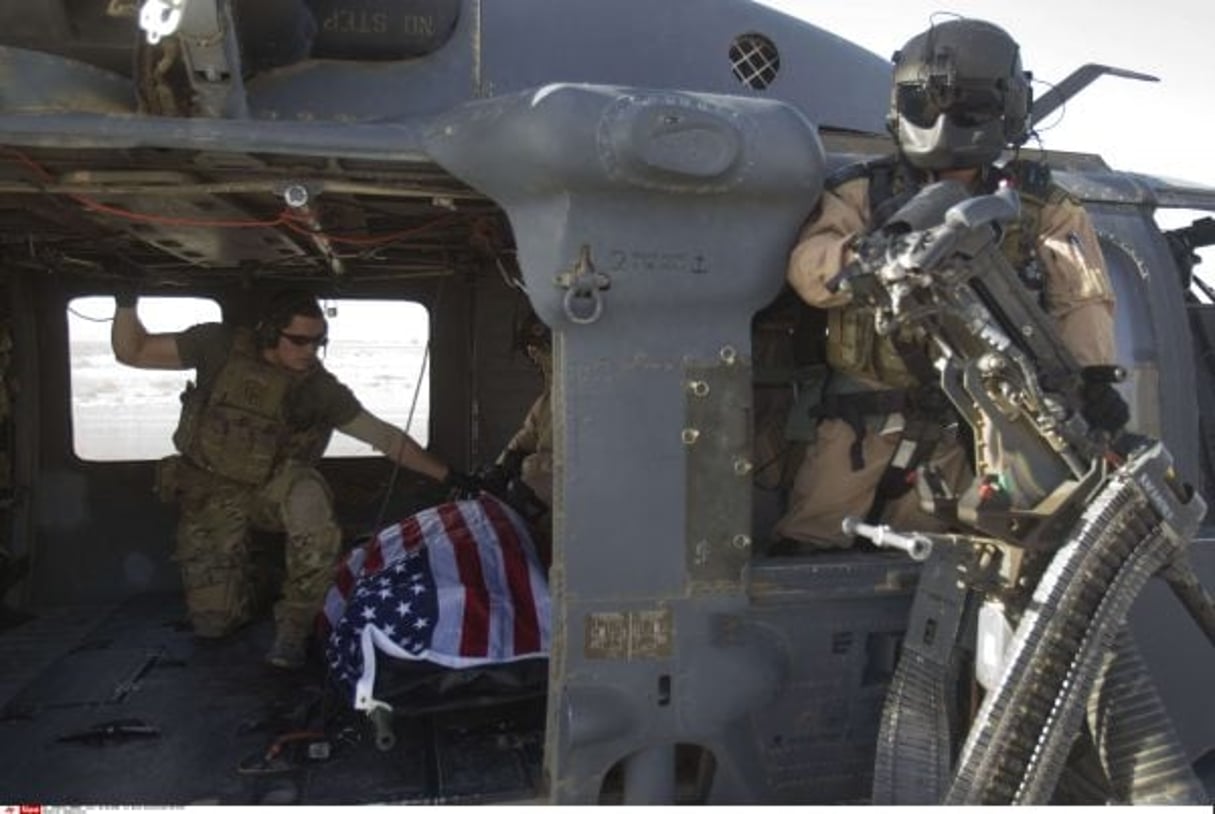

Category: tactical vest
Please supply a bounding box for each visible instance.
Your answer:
[825,157,1060,389]
[173,328,331,485]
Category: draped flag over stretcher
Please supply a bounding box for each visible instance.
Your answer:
[320,494,551,711]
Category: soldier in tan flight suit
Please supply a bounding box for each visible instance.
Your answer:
[112,289,479,668]
[774,19,1129,547]
[496,313,554,508]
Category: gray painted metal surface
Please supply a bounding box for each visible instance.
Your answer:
[426,83,825,801]
[0,0,891,131]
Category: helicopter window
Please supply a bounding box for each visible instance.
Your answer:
[319,298,431,457]
[68,295,221,461]
[66,296,430,461]
[729,32,781,90]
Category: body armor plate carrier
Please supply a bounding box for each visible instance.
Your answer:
[173,328,326,486]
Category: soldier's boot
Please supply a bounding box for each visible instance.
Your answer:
[268,471,342,670]
[266,607,313,670]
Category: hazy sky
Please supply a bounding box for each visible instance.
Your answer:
[756,0,1215,188]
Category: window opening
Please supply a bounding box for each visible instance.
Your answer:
[67,296,430,461]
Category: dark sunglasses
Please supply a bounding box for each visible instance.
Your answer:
[280,331,329,348]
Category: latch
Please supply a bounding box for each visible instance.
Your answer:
[556,245,611,324]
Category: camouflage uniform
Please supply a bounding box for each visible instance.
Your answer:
[774,168,1117,546]
[166,323,360,639]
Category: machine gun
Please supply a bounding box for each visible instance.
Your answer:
[1164,215,1215,294]
[837,181,1214,804]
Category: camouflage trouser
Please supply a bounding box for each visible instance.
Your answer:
[174,459,341,639]
[774,417,971,547]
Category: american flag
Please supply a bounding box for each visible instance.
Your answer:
[320,494,551,711]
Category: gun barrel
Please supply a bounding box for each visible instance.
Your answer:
[841,516,933,561]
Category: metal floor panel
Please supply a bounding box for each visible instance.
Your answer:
[0,593,545,805]
[0,603,118,710]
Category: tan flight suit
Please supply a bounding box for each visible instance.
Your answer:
[165,325,357,641]
[773,173,1116,546]
[504,390,554,507]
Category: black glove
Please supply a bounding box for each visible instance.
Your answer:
[826,260,886,307]
[499,448,527,480]
[1080,369,1130,434]
[443,469,482,500]
[474,462,510,498]
[842,271,888,307]
[114,284,138,308]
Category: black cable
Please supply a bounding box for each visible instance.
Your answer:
[67,304,115,324]
[366,276,446,537]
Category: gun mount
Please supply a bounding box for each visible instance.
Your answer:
[841,182,1214,804]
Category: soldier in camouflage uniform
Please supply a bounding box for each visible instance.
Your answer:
[774,19,1130,547]
[112,289,478,668]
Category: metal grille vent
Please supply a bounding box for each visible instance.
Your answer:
[730,32,780,90]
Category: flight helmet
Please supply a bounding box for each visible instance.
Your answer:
[887,19,1032,170]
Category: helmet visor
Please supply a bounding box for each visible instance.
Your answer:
[896,82,1005,128]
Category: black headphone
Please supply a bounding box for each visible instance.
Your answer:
[255,289,325,349]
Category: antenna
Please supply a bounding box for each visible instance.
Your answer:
[1030,64,1159,127]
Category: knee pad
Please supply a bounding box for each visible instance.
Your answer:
[282,470,335,532]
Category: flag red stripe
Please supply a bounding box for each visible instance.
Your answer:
[479,497,541,654]
[438,503,490,657]
[335,561,355,599]
[400,513,425,553]
[363,538,384,576]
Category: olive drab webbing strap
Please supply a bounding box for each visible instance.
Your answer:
[173,328,298,486]
[865,334,950,521]
[819,160,946,484]
[824,158,927,393]
[753,291,827,490]
[868,159,924,230]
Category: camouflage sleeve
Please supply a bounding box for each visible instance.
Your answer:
[786,177,871,309]
[1037,198,1117,366]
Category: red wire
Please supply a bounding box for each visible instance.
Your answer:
[76,197,294,229]
[280,211,461,247]
[2,146,458,243]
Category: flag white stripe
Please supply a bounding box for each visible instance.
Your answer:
[425,513,465,655]
[323,586,347,629]
[377,521,405,564]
